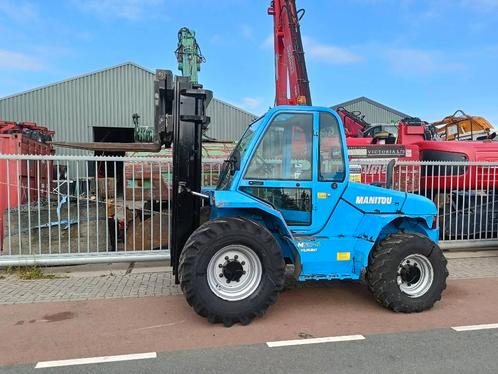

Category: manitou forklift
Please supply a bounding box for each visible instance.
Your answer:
[155,0,448,326]
[156,70,447,327]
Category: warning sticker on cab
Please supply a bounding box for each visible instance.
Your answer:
[337,252,351,261]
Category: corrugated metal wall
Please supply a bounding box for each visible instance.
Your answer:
[0,62,256,155]
[333,99,406,125]
[206,99,257,141]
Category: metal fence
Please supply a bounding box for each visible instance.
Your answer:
[353,160,498,250]
[1,155,496,266]
[0,154,222,266]
[394,161,498,250]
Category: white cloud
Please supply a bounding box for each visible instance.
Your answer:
[0,0,38,22]
[234,96,267,114]
[461,0,498,11]
[72,0,164,20]
[260,34,361,64]
[386,48,464,75]
[303,37,363,64]
[241,97,264,110]
[240,24,254,40]
[210,34,224,45]
[260,34,274,49]
[0,49,45,71]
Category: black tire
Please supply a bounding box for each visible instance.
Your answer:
[178,217,285,327]
[367,232,448,313]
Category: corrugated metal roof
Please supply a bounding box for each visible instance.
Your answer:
[332,96,410,125]
[0,62,257,155]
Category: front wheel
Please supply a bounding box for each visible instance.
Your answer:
[178,217,285,326]
[367,232,448,313]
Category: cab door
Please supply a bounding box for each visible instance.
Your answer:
[238,110,347,235]
[312,111,348,234]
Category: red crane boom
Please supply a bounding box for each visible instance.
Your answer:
[268,0,311,106]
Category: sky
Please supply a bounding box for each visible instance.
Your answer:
[1,0,498,124]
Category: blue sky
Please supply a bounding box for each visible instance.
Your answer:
[1,0,498,124]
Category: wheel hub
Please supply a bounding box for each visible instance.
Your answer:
[220,257,246,283]
[207,245,262,301]
[399,262,421,286]
[397,254,434,298]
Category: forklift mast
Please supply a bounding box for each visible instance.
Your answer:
[154,70,212,278]
[268,0,311,106]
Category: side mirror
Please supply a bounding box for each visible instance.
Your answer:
[230,149,241,175]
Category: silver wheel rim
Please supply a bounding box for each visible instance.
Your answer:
[207,244,262,301]
[397,254,433,298]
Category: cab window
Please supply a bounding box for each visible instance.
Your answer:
[319,112,345,181]
[239,186,312,226]
[245,113,313,180]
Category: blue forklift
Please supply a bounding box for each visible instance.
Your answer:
[155,70,448,327]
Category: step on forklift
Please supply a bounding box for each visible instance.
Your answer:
[155,69,448,327]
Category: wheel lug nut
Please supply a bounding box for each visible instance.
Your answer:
[241,261,245,265]
[219,273,223,278]
[218,264,223,268]
[226,280,231,284]
[234,255,238,260]
[225,256,229,260]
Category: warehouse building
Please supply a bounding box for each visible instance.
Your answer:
[0,63,410,156]
[332,96,410,125]
[0,62,257,155]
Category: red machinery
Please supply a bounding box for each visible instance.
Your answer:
[347,116,498,192]
[268,0,311,106]
[267,1,498,195]
[0,121,54,142]
[0,120,54,252]
[336,108,370,137]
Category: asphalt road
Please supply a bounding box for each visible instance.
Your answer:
[1,328,497,373]
[0,277,497,372]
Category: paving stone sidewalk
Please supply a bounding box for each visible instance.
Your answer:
[0,272,182,305]
[0,256,497,305]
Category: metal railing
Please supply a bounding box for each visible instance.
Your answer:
[353,159,498,249]
[394,161,498,249]
[1,155,496,266]
[0,154,222,266]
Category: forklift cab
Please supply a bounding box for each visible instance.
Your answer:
[216,106,347,235]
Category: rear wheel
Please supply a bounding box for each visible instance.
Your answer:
[179,217,285,326]
[367,232,448,312]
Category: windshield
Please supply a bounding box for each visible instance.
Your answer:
[217,116,263,190]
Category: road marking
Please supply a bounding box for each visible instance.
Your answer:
[452,323,498,332]
[35,352,157,369]
[267,334,365,348]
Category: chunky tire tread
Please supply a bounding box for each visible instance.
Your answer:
[179,217,285,326]
[367,232,448,313]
